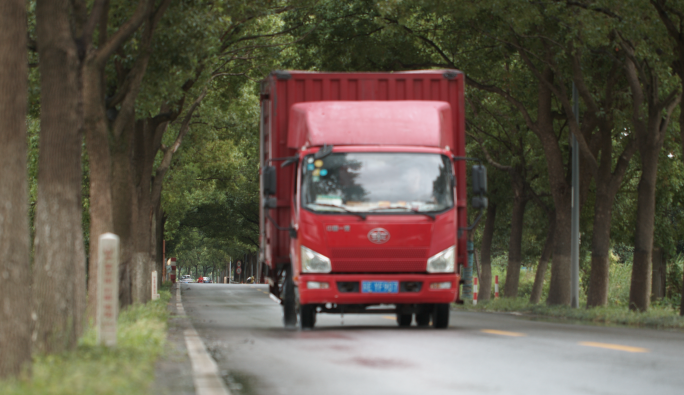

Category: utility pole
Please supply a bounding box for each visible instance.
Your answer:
[571,83,580,308]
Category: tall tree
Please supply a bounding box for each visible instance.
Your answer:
[81,0,155,315]
[468,111,538,299]
[620,36,680,311]
[649,0,684,316]
[0,0,31,378]
[32,0,88,354]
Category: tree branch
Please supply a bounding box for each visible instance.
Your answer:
[111,0,172,139]
[93,0,153,67]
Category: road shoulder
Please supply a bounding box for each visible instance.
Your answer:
[151,284,197,395]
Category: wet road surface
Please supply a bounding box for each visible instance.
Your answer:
[180,283,684,395]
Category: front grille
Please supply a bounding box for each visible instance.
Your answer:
[330,248,428,273]
[337,282,359,293]
[331,248,427,259]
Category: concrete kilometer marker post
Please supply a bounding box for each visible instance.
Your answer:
[152,270,159,300]
[97,233,120,346]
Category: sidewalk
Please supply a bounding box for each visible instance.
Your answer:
[151,283,196,395]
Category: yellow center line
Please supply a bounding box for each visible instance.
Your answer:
[579,341,648,353]
[382,315,396,320]
[481,329,526,337]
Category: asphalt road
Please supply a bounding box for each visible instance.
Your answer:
[180,283,684,395]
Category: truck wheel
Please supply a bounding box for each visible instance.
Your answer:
[282,269,297,329]
[300,305,316,330]
[415,312,431,327]
[396,314,412,327]
[432,303,450,329]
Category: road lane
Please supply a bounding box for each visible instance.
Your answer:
[181,283,684,395]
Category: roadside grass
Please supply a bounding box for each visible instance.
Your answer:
[465,251,684,330]
[0,283,172,395]
[457,297,684,330]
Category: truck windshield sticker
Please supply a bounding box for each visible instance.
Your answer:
[314,159,323,167]
[315,195,343,206]
[301,153,454,215]
[307,163,315,171]
[308,157,314,164]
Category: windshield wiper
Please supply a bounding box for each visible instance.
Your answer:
[368,206,436,220]
[308,203,367,220]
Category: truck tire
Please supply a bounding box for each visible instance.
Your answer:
[415,304,432,327]
[300,304,316,329]
[415,312,431,327]
[432,303,450,329]
[396,313,412,327]
[282,269,297,329]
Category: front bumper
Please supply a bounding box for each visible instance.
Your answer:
[297,273,460,305]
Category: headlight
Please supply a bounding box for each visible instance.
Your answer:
[301,246,332,273]
[426,246,455,273]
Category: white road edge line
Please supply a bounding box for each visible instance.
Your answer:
[178,285,232,395]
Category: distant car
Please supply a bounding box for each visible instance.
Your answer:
[201,277,212,283]
[180,275,193,283]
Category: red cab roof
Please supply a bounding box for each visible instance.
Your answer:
[287,100,453,149]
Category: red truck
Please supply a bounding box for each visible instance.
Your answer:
[259,70,486,330]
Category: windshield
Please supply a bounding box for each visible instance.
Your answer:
[301,153,453,214]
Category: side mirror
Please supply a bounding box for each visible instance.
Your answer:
[263,197,277,209]
[263,166,277,195]
[471,196,488,209]
[472,165,487,195]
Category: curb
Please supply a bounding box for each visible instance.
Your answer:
[177,285,232,395]
[153,284,232,395]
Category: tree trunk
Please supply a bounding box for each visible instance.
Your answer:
[32,0,86,354]
[154,205,164,290]
[586,184,616,307]
[110,119,136,306]
[84,60,115,319]
[547,200,572,305]
[530,212,555,304]
[0,0,31,377]
[133,119,157,304]
[629,148,660,311]
[584,118,636,307]
[537,68,572,306]
[651,247,664,302]
[504,178,527,298]
[478,202,496,301]
[126,120,152,304]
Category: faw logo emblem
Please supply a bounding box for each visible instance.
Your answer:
[367,228,390,244]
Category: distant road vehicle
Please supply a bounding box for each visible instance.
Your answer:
[180,275,193,283]
[200,277,212,283]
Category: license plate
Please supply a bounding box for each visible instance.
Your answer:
[361,281,398,293]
